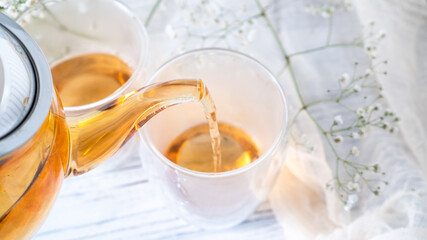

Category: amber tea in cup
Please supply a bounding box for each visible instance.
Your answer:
[51,53,132,107]
[165,122,260,172]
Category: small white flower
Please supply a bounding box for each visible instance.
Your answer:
[351,132,359,139]
[165,24,177,39]
[347,182,361,192]
[390,127,398,134]
[374,103,382,111]
[382,121,390,130]
[25,0,38,7]
[358,128,366,137]
[339,73,350,86]
[357,108,365,116]
[17,4,27,12]
[377,30,386,39]
[349,194,359,202]
[344,0,353,11]
[0,0,10,8]
[353,84,361,93]
[355,184,361,191]
[344,194,359,211]
[5,7,18,18]
[351,146,360,156]
[353,174,361,182]
[333,135,344,143]
[334,115,344,125]
[321,11,330,18]
[365,68,373,77]
[367,105,374,114]
[247,29,256,42]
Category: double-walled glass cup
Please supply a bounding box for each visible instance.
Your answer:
[18,0,149,159]
[139,49,288,229]
[18,0,148,115]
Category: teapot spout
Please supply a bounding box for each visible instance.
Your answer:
[66,79,209,176]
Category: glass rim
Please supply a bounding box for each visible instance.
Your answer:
[139,48,289,178]
[18,0,149,112]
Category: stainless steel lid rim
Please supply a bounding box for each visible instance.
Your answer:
[0,27,35,138]
[0,13,53,156]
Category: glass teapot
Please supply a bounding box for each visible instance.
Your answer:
[0,13,210,239]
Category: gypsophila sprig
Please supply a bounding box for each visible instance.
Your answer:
[251,0,396,209]
[160,0,267,52]
[0,0,39,19]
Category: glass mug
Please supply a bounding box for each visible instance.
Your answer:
[17,0,149,161]
[139,49,289,229]
[0,6,213,240]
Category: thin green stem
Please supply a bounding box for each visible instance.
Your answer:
[305,99,336,108]
[288,64,305,106]
[337,102,357,114]
[328,118,381,134]
[255,0,305,106]
[145,0,163,27]
[289,108,303,127]
[305,98,356,116]
[305,109,343,187]
[205,12,263,38]
[276,63,290,77]
[326,15,333,45]
[288,42,363,58]
[305,109,327,136]
[255,0,288,58]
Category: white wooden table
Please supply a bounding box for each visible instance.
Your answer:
[34,138,285,239]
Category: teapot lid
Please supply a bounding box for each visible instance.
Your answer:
[0,13,53,156]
